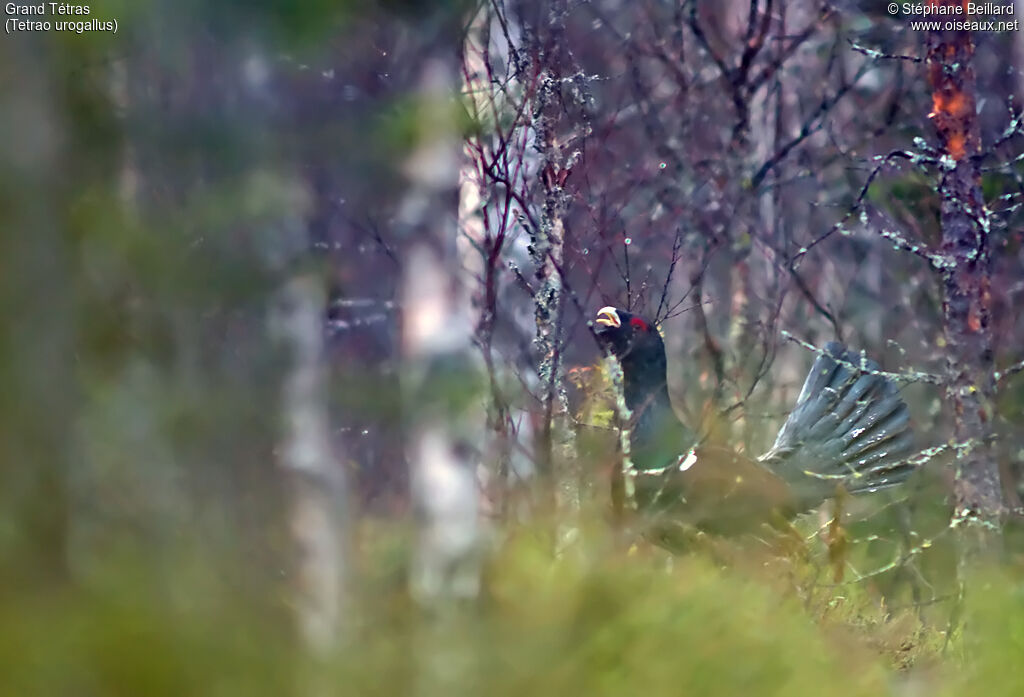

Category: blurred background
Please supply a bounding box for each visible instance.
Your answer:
[1,0,1023,695]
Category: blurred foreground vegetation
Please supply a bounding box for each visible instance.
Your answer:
[2,513,1024,696]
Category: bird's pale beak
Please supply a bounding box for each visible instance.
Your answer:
[595,306,621,328]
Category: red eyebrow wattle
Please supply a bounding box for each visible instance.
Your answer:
[630,317,648,331]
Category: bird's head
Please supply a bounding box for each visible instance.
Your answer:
[592,306,664,368]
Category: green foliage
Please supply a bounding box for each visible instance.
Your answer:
[952,568,1024,697]
[866,170,940,243]
[376,93,477,166]
[0,557,299,697]
[9,515,1023,697]
[569,361,617,428]
[333,521,955,697]
[482,549,881,697]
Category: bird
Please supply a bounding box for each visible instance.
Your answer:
[592,305,915,538]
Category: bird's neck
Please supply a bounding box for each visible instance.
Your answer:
[620,354,693,471]
[621,348,671,415]
[624,377,673,418]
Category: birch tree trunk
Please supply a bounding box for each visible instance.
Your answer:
[273,253,348,653]
[399,55,484,605]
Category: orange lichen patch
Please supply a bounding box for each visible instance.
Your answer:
[946,91,969,117]
[928,85,975,160]
[968,307,981,332]
[947,132,967,161]
[932,90,971,119]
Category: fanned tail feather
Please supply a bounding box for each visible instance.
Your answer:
[759,342,915,508]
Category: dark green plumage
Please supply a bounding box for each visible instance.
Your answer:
[593,306,915,534]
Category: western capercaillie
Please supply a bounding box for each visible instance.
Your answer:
[592,306,915,538]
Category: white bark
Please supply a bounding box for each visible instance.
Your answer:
[274,271,347,654]
[400,56,485,605]
[404,247,483,603]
